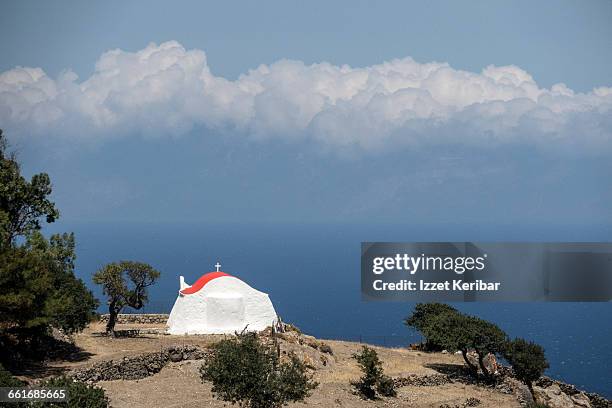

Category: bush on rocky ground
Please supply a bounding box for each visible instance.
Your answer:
[503,338,548,401]
[0,363,28,407]
[351,346,396,399]
[284,323,301,334]
[31,376,109,408]
[376,374,397,397]
[0,362,24,387]
[318,343,333,355]
[200,331,317,408]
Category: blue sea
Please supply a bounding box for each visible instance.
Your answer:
[48,222,612,398]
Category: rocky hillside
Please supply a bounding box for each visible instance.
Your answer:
[18,320,611,408]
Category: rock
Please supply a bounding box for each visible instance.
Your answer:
[464,397,481,407]
[51,327,74,344]
[534,384,576,408]
[441,350,449,354]
[304,336,319,350]
[466,351,480,370]
[536,377,555,388]
[534,377,609,408]
[439,398,482,408]
[168,352,182,362]
[510,379,534,406]
[302,355,316,369]
[465,351,498,375]
[483,353,499,374]
[584,393,610,408]
[279,331,301,344]
[571,393,593,408]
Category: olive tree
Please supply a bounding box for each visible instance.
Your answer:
[410,304,507,379]
[504,338,548,399]
[404,303,458,350]
[470,317,507,379]
[421,311,481,374]
[93,261,160,335]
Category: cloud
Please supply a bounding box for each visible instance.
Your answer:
[1,40,611,152]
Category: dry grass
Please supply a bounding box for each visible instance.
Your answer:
[38,322,521,408]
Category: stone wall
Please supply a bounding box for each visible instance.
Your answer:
[393,374,451,387]
[98,314,169,324]
[70,345,210,383]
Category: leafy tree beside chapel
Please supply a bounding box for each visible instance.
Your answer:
[93,261,161,335]
[0,129,98,343]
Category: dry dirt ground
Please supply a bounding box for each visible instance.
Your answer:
[39,322,521,408]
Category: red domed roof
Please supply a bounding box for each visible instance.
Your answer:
[180,271,235,295]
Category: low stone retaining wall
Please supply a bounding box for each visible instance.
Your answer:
[70,345,210,383]
[393,374,451,387]
[98,314,169,325]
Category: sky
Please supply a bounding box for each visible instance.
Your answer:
[0,0,611,228]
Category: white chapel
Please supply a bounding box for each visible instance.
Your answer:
[167,263,278,335]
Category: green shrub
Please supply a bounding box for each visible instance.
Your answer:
[318,343,333,355]
[376,374,397,397]
[0,363,24,387]
[351,346,396,399]
[0,365,108,407]
[200,332,317,408]
[285,324,301,334]
[0,363,28,407]
[504,338,548,398]
[31,376,109,408]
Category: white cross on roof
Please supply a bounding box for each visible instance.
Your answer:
[215,262,221,272]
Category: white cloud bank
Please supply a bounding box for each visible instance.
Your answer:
[1,41,611,151]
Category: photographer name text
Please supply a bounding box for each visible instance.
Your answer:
[372,279,500,292]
